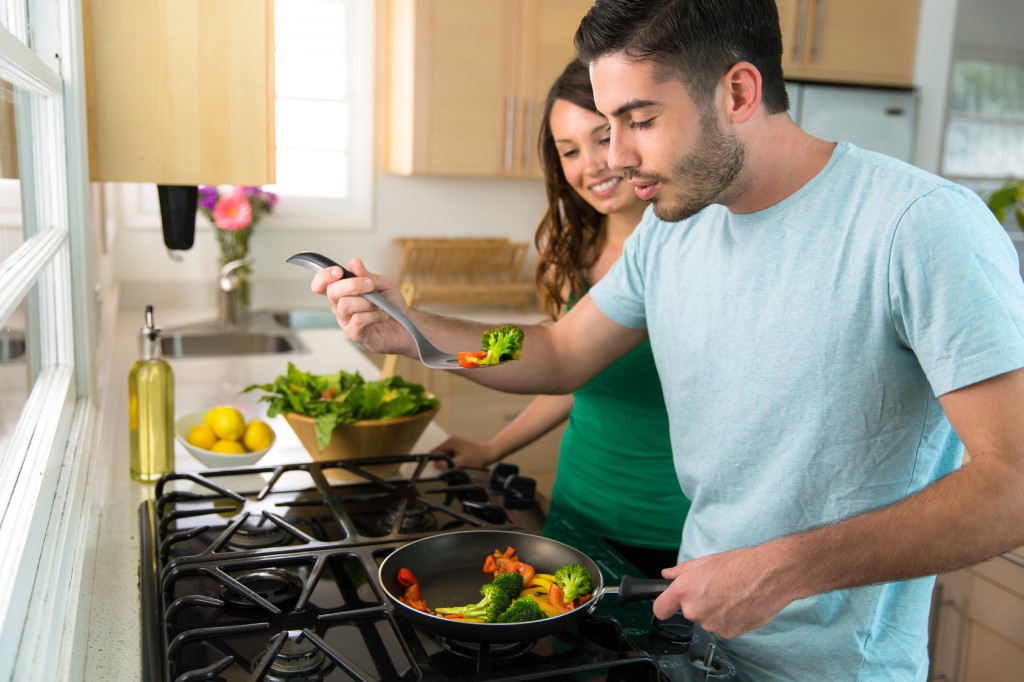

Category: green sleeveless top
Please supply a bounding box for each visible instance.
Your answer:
[547,294,690,550]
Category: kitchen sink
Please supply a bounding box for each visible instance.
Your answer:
[161,329,307,358]
[270,309,339,329]
[160,311,309,359]
[0,329,26,364]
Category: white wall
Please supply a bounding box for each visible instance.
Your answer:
[113,171,548,314]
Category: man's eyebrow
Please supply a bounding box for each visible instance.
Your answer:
[607,99,660,119]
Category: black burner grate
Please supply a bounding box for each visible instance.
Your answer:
[140,454,746,682]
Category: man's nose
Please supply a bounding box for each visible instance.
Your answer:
[607,134,637,172]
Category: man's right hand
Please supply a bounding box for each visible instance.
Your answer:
[310,257,415,357]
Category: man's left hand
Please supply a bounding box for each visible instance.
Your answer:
[654,544,798,639]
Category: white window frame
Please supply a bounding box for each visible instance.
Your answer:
[266,0,375,231]
[0,0,98,680]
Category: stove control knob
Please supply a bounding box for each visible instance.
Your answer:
[503,474,536,509]
[462,500,510,525]
[651,611,694,646]
[490,463,520,490]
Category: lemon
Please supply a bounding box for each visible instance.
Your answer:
[242,419,274,452]
[210,439,246,455]
[204,406,246,441]
[186,424,218,451]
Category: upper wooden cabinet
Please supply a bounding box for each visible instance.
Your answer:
[83,0,276,185]
[777,0,920,87]
[385,0,592,178]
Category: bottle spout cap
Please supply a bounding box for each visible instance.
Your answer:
[140,306,164,359]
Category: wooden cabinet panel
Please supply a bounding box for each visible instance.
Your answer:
[83,0,275,185]
[385,0,590,178]
[778,0,919,87]
[930,553,1024,681]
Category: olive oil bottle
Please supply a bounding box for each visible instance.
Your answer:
[129,305,175,482]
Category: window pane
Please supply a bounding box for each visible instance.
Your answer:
[0,79,22,261]
[274,149,347,197]
[275,99,348,150]
[942,59,1024,179]
[0,297,30,467]
[945,118,1024,177]
[275,0,346,50]
[275,50,346,99]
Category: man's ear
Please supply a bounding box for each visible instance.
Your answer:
[722,62,761,124]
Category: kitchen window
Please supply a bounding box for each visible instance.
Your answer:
[0,0,97,677]
[266,0,374,229]
[941,58,1024,181]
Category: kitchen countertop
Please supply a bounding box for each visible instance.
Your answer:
[82,308,448,680]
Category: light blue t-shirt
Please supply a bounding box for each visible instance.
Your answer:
[590,142,1024,680]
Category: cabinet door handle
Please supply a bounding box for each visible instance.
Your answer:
[521,99,534,172]
[812,0,825,63]
[504,96,516,172]
[794,0,809,62]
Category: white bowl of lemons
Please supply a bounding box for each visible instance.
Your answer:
[175,406,276,468]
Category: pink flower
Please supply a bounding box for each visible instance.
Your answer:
[212,187,253,230]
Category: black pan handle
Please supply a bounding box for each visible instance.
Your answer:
[617,575,673,605]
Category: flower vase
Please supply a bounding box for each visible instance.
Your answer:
[229,262,252,310]
[216,224,254,311]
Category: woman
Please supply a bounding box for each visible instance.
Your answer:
[431,60,690,579]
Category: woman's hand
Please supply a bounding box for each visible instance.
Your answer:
[310,257,414,356]
[431,435,502,469]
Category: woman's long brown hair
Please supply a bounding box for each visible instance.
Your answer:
[534,59,606,322]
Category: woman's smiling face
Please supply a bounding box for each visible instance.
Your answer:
[550,98,643,217]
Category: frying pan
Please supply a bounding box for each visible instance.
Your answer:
[377,529,671,643]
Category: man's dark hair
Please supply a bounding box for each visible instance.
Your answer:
[574,0,789,115]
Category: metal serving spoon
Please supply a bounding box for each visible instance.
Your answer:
[286,251,464,369]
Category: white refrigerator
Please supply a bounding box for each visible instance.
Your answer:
[785,82,918,163]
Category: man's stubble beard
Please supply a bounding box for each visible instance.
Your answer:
[649,108,747,222]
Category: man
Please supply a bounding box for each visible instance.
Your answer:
[311,0,1024,678]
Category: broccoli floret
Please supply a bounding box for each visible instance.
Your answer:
[474,324,525,366]
[553,564,593,604]
[434,581,513,622]
[496,597,546,623]
[491,570,525,603]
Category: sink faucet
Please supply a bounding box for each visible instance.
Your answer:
[218,258,254,327]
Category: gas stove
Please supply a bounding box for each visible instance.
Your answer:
[140,454,748,681]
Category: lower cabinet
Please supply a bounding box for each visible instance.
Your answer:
[386,354,563,510]
[930,551,1024,680]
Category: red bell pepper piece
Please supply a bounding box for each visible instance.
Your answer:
[548,584,573,613]
[458,351,488,368]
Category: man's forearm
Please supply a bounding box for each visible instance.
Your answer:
[772,456,1024,603]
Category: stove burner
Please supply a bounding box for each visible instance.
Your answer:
[221,568,304,610]
[229,515,290,550]
[262,630,332,682]
[379,499,437,535]
[438,636,535,661]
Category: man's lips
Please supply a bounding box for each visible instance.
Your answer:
[630,179,659,201]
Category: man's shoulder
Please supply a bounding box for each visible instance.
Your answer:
[834,143,952,195]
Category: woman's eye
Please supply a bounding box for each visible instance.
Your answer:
[560,149,579,159]
[599,136,611,146]
[631,119,654,130]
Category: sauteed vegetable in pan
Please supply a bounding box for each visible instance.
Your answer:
[378,530,671,644]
